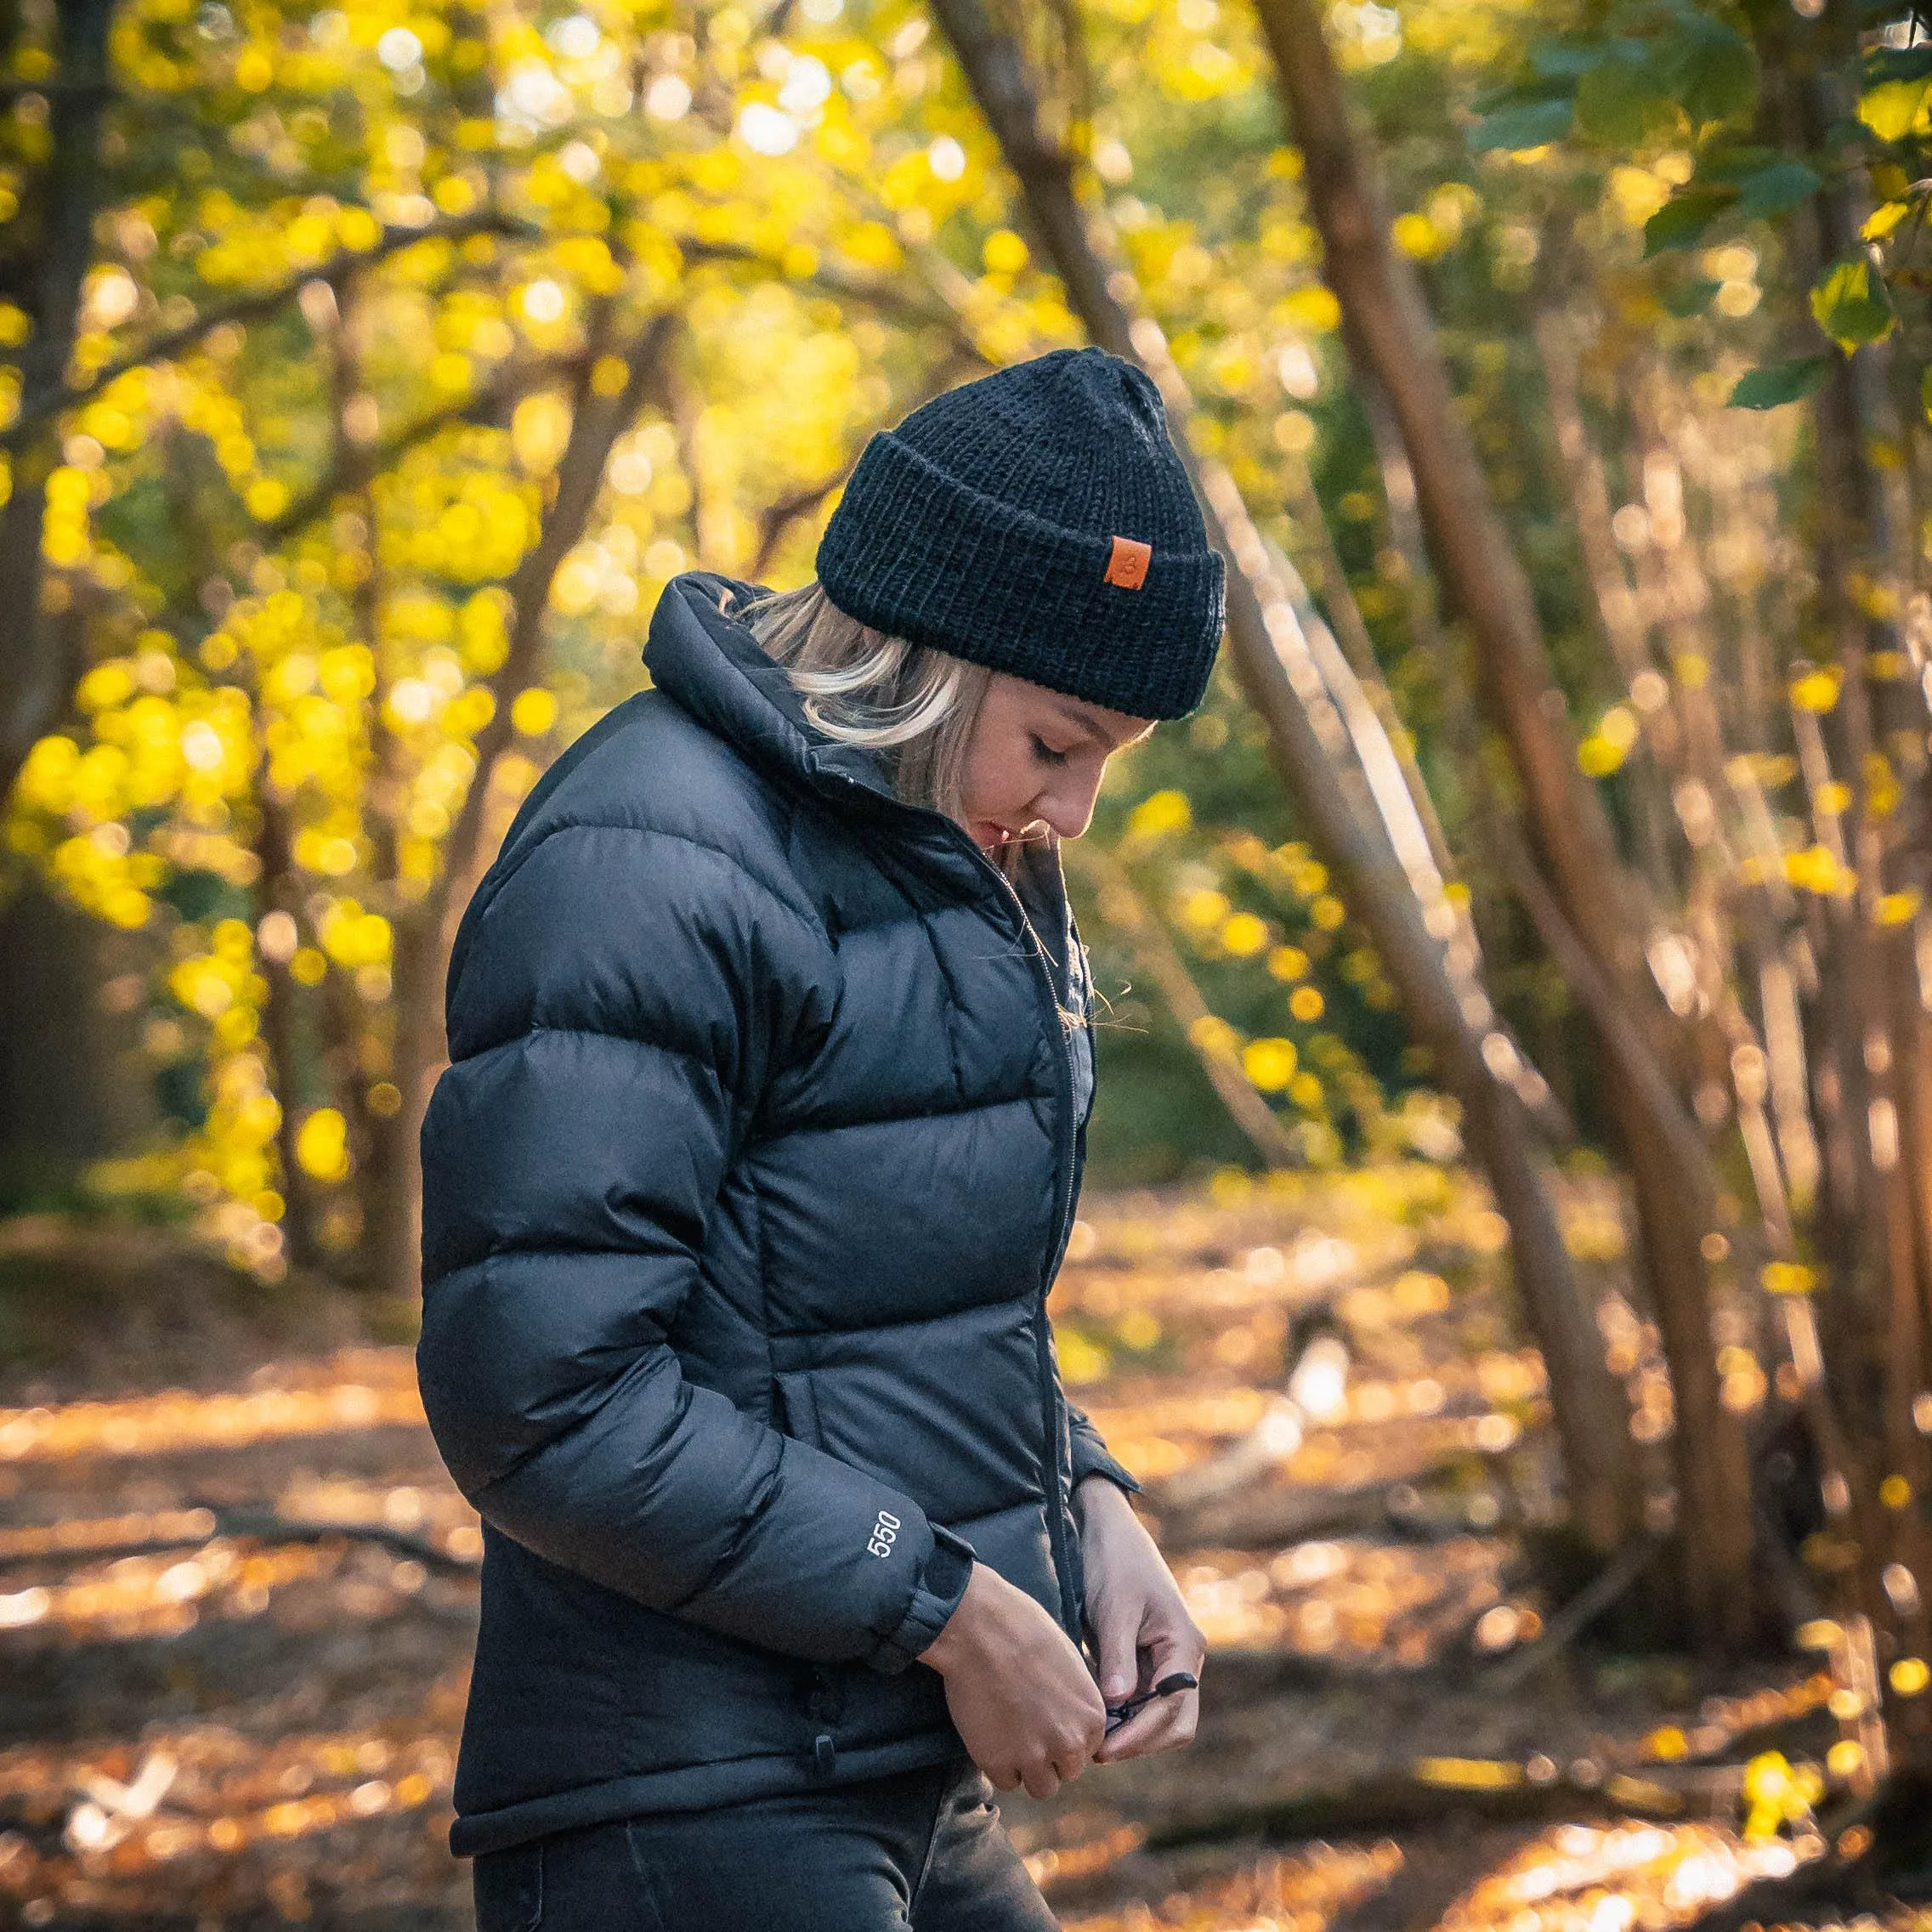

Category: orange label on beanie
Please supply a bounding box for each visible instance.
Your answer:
[1103,535,1152,589]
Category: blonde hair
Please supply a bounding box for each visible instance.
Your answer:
[739,581,994,827]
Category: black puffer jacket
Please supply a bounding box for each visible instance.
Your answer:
[417,573,1139,1857]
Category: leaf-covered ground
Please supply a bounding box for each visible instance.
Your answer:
[0,1171,1917,1929]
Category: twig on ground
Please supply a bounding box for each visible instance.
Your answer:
[1143,1759,1740,1851]
[1157,1455,1517,1554]
[0,1509,482,1577]
[1483,1537,1666,1693]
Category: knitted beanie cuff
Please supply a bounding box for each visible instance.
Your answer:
[818,429,1225,722]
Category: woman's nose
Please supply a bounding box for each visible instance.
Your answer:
[1035,768,1108,841]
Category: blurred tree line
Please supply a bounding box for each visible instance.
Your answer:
[8,0,1932,1839]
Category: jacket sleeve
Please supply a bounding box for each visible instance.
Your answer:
[416,819,972,1674]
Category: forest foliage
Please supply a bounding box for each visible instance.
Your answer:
[0,0,1439,1273]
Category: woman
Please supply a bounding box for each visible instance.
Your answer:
[418,346,1224,1930]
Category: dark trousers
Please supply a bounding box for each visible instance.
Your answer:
[472,1760,1061,1931]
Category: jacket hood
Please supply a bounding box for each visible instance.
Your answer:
[643,572,892,803]
[641,572,1069,910]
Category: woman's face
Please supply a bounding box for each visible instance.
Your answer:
[959,672,1156,851]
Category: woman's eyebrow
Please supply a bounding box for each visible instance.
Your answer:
[1047,700,1144,751]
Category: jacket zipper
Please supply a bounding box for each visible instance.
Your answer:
[928,829,1085,1640]
[822,772,1086,1639]
[998,882,1084,1639]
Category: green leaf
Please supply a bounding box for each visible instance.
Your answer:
[1643,188,1736,256]
[1575,54,1673,145]
[1668,17,1756,126]
[1810,256,1897,349]
[1866,45,1932,84]
[1529,40,1609,79]
[1698,144,1782,180]
[1663,277,1723,316]
[1729,358,1833,409]
[1471,74,1570,114]
[1467,98,1576,152]
[1736,159,1822,218]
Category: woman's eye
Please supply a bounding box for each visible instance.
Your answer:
[1031,735,1070,768]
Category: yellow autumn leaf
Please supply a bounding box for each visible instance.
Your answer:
[1242,1037,1298,1090]
[1859,78,1932,143]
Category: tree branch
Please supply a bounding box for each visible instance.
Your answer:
[747,348,978,580]
[3,207,539,450]
[258,351,586,544]
[1067,841,1302,1168]
[425,305,681,950]
[677,237,993,364]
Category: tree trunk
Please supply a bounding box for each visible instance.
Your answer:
[0,880,149,1207]
[251,785,328,1273]
[1753,3,1932,1728]
[1248,0,1757,1645]
[353,306,681,1301]
[927,0,1644,1561]
[0,0,115,800]
[315,279,397,1291]
[1531,309,1686,906]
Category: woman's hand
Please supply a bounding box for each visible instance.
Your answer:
[1074,1476,1206,1765]
[921,1562,1107,1800]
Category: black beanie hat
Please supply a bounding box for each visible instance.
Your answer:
[815,347,1225,721]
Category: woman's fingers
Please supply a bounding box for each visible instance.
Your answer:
[932,1561,1110,1799]
[1013,1717,1104,1799]
[1091,1595,1205,1762]
[1097,1700,1198,1761]
[1142,1606,1207,1677]
[1089,1594,1143,1705]
[1075,1486,1209,1761]
[1093,1686,1198,1763]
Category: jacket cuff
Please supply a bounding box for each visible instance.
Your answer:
[864,1523,977,1675]
[1070,1425,1142,1498]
